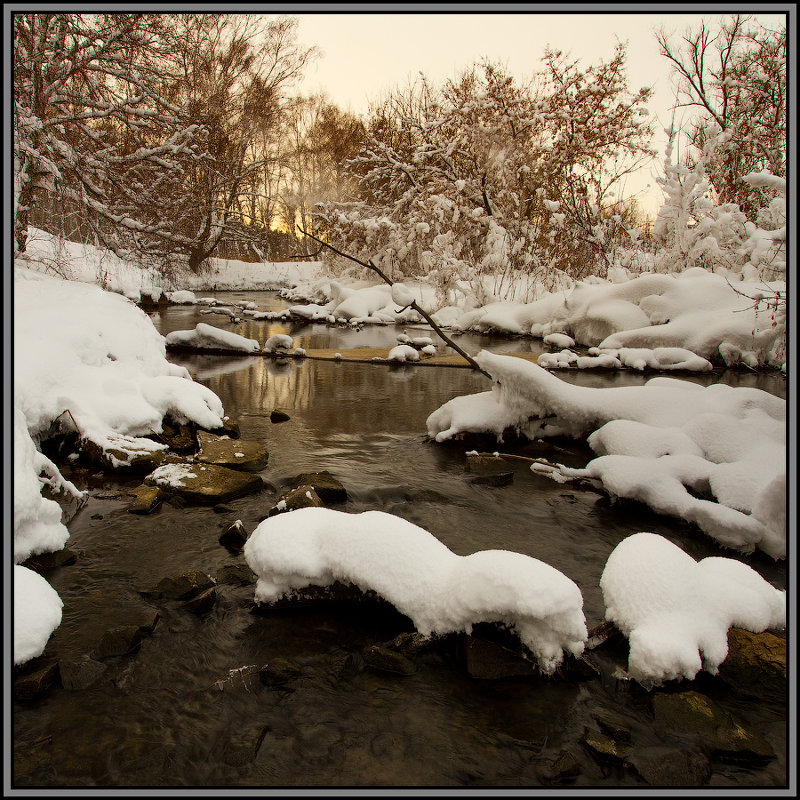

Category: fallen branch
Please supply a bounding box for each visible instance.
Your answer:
[297,226,491,380]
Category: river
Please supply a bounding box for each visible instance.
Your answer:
[13,291,787,789]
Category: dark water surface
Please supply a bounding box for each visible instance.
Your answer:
[13,292,787,789]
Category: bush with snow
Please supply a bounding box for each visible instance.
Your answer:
[244,507,587,673]
[600,532,785,684]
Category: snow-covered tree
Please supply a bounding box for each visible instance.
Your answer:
[656,14,786,217]
[13,13,315,273]
[13,13,203,261]
[316,49,653,302]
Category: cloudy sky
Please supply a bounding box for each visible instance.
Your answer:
[292,10,787,216]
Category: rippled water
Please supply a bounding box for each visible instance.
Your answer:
[13,292,787,788]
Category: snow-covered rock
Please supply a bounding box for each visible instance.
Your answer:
[243,507,587,673]
[165,322,260,353]
[600,532,785,684]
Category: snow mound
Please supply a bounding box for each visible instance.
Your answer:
[428,351,785,558]
[263,333,294,353]
[15,565,64,665]
[166,322,260,353]
[600,532,785,684]
[167,290,197,304]
[387,344,421,362]
[243,507,587,673]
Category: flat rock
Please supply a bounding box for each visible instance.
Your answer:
[127,484,164,514]
[145,462,263,504]
[581,727,632,765]
[196,431,268,472]
[291,471,347,503]
[536,749,581,783]
[652,690,774,764]
[718,628,786,695]
[268,484,323,516]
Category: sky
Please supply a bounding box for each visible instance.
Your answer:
[291,10,787,217]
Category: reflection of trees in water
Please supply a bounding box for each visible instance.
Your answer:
[200,359,488,434]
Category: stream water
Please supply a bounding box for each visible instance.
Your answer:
[13,291,788,789]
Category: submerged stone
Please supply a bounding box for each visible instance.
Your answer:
[626,745,712,787]
[183,586,217,614]
[149,569,216,600]
[14,659,59,701]
[362,645,417,676]
[536,749,581,783]
[259,658,302,686]
[652,690,774,764]
[94,625,144,659]
[58,656,107,691]
[22,548,77,573]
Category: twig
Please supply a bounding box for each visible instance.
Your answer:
[297,225,491,380]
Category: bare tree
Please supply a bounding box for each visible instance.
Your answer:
[656,14,786,215]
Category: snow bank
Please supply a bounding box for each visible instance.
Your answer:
[14,565,64,665]
[538,346,713,372]
[600,533,785,684]
[14,265,229,663]
[17,228,325,294]
[165,322,260,353]
[428,351,785,558]
[244,507,587,673]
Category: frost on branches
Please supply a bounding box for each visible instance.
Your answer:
[316,50,653,305]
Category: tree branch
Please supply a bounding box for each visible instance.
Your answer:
[297,225,491,379]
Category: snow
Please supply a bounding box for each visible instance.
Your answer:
[391,282,417,307]
[262,333,294,353]
[428,351,785,558]
[166,289,197,304]
[243,507,587,673]
[146,464,198,489]
[600,533,785,684]
[165,322,260,353]
[14,565,64,666]
[543,332,575,349]
[538,346,713,372]
[14,264,228,664]
[387,344,421,362]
